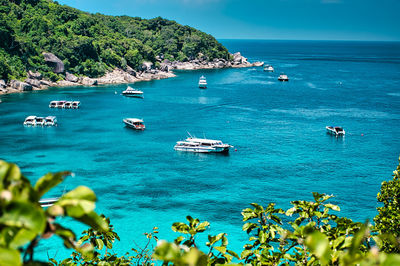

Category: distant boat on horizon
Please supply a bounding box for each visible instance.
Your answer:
[198,76,207,89]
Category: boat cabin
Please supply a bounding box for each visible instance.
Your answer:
[49,101,57,108]
[45,116,57,126]
[64,101,73,108]
[24,116,37,126]
[72,101,81,108]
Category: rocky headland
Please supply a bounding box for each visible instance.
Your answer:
[0,52,263,95]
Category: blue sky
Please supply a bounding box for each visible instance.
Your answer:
[57,0,400,41]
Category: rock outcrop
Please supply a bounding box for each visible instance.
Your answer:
[25,78,42,88]
[0,80,6,89]
[65,72,79,82]
[10,80,32,91]
[43,52,64,73]
[141,61,153,71]
[27,70,42,80]
[81,77,98,86]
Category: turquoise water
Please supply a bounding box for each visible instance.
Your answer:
[1,40,400,260]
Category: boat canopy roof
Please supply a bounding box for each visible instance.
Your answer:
[45,116,56,120]
[25,116,37,120]
[186,137,223,144]
[125,118,143,123]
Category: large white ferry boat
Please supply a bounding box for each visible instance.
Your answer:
[122,86,144,97]
[198,76,207,89]
[174,136,232,153]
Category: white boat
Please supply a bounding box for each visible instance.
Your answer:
[49,101,57,108]
[49,100,80,109]
[122,86,143,98]
[72,101,80,109]
[39,197,59,208]
[278,73,289,81]
[198,76,207,89]
[24,116,37,126]
[64,101,73,108]
[45,116,57,126]
[326,126,345,136]
[35,117,46,126]
[56,100,66,108]
[174,136,232,153]
[123,118,145,130]
[264,65,274,72]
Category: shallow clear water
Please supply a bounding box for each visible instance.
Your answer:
[1,40,400,260]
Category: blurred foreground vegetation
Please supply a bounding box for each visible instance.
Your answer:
[0,157,399,265]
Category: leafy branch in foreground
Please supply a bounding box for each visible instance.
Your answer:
[0,160,108,266]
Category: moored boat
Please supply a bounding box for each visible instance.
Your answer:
[35,117,46,126]
[72,101,81,109]
[45,116,57,126]
[122,86,143,98]
[278,73,289,81]
[198,76,207,89]
[264,65,274,72]
[49,101,57,108]
[56,100,66,108]
[64,101,73,108]
[123,118,145,130]
[23,116,37,126]
[326,126,345,136]
[39,197,59,208]
[174,136,232,153]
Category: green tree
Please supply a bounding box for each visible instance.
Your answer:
[374,156,400,253]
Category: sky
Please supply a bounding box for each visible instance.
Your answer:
[57,0,400,41]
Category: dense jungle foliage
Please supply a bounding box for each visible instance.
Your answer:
[1,157,400,265]
[0,0,230,81]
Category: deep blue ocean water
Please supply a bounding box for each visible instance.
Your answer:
[0,40,400,260]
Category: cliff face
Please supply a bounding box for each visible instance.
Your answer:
[0,0,231,81]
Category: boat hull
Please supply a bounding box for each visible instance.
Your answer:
[174,146,230,153]
[123,93,143,98]
[124,121,145,130]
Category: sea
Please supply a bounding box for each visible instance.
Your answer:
[0,40,399,261]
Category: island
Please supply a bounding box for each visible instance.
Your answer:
[0,0,263,95]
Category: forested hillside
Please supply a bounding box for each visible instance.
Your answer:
[0,0,230,81]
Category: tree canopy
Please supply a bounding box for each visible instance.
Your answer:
[0,0,230,80]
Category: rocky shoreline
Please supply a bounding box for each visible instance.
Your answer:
[0,52,263,96]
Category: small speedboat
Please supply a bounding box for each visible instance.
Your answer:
[122,86,143,98]
[278,73,289,81]
[49,101,57,108]
[35,117,46,126]
[56,101,66,108]
[72,101,80,109]
[198,76,207,89]
[326,126,345,136]
[64,101,73,108]
[45,116,57,126]
[264,65,274,72]
[123,118,145,130]
[24,116,37,126]
[174,136,232,153]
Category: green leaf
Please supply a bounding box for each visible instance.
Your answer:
[196,221,209,232]
[214,246,226,254]
[0,247,22,266]
[75,211,109,232]
[0,201,46,246]
[305,231,331,264]
[172,222,190,234]
[325,204,340,211]
[34,171,70,199]
[96,238,104,250]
